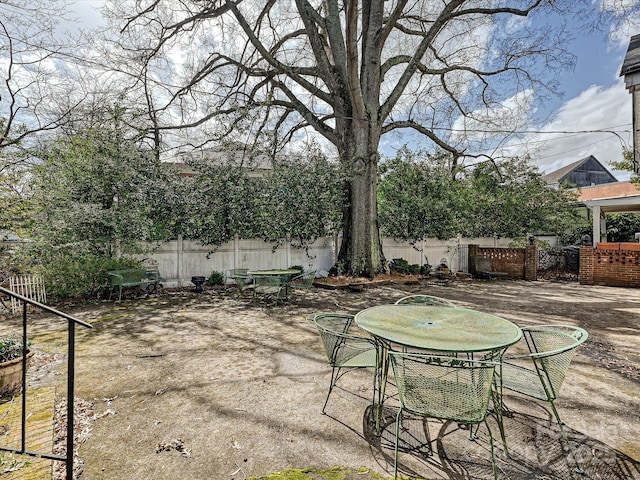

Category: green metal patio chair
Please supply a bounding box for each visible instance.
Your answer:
[226,268,248,286]
[231,270,254,296]
[498,324,588,471]
[288,270,316,293]
[389,352,498,480]
[395,295,458,307]
[253,275,287,303]
[313,313,377,413]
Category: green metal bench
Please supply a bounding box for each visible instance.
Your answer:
[107,268,160,301]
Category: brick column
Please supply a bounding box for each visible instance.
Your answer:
[579,247,594,285]
[524,245,537,281]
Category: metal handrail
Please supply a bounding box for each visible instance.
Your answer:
[0,286,92,480]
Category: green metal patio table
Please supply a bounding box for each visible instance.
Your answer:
[355,304,522,435]
[247,269,301,277]
[247,269,301,300]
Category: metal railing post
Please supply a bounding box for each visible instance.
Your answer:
[0,287,92,480]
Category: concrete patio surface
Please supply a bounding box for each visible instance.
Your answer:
[1,278,639,479]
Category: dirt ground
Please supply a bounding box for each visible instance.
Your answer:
[3,278,640,479]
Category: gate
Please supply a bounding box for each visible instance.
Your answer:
[537,247,580,281]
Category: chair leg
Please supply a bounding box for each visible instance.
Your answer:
[491,386,510,457]
[483,418,498,480]
[549,400,584,474]
[322,367,340,414]
[394,408,403,480]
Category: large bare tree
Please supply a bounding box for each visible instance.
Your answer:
[112,0,579,276]
[0,0,80,236]
[0,1,79,156]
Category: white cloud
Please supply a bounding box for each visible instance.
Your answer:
[501,79,632,179]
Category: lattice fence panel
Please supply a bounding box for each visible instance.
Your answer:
[8,275,47,313]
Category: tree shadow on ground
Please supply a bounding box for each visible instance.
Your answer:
[362,404,640,479]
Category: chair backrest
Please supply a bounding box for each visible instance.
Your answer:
[520,324,588,398]
[313,313,374,367]
[289,270,316,290]
[390,352,496,424]
[232,270,253,291]
[394,295,457,307]
[228,268,249,283]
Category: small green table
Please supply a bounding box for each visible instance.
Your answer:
[355,304,522,434]
[247,269,301,300]
[248,269,301,279]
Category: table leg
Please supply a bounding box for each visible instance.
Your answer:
[372,341,389,436]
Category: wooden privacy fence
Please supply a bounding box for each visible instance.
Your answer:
[8,275,47,313]
[148,235,515,287]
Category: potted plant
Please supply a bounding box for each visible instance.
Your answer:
[0,336,33,396]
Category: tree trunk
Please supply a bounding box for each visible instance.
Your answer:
[336,131,385,278]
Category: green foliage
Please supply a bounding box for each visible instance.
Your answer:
[605,213,640,242]
[463,158,581,239]
[420,263,432,275]
[29,126,182,257]
[0,155,34,238]
[378,148,463,242]
[379,150,582,243]
[390,258,420,274]
[181,159,260,246]
[610,148,639,186]
[508,237,552,248]
[0,452,30,472]
[258,145,343,249]
[206,270,224,286]
[0,335,27,363]
[183,143,343,251]
[15,243,141,301]
[288,265,304,273]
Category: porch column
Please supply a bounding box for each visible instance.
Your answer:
[591,205,606,246]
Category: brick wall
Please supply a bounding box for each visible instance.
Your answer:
[580,246,640,288]
[468,245,537,280]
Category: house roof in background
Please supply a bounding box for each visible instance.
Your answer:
[620,34,640,76]
[577,181,640,214]
[576,181,640,201]
[542,155,617,187]
[542,157,588,184]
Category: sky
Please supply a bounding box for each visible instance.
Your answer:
[66,0,637,180]
[510,22,634,180]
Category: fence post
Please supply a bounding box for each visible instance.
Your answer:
[286,238,291,267]
[177,235,183,286]
[468,244,478,276]
[234,234,239,269]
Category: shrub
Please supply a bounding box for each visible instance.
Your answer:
[13,244,142,301]
[206,270,224,286]
[390,258,420,274]
[0,336,29,363]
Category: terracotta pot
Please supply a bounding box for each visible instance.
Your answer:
[0,349,34,396]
